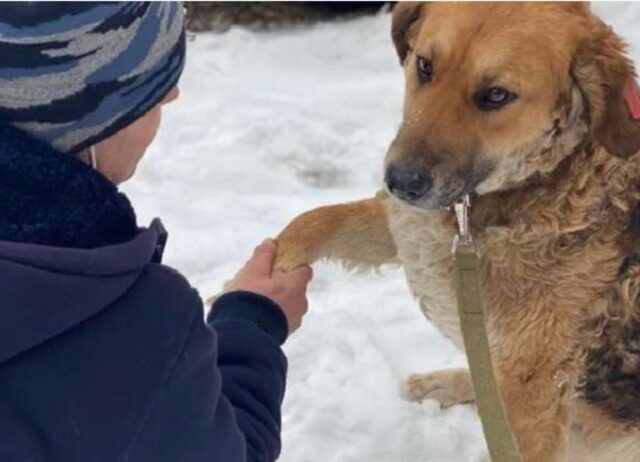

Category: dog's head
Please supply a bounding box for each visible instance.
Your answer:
[385,2,640,210]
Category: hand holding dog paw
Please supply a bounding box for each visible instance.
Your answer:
[228,239,313,333]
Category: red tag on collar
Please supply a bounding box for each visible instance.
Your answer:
[624,80,640,120]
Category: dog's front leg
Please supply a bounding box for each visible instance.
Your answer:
[496,361,570,462]
[275,194,398,271]
[207,195,396,303]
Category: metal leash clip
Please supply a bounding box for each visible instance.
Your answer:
[451,193,474,256]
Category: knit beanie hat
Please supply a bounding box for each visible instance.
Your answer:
[0,2,186,154]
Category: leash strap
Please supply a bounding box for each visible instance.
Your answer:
[453,195,523,462]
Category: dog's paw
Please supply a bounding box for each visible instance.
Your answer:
[274,207,333,272]
[404,368,475,408]
[274,242,314,272]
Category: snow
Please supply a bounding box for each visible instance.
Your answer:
[122,4,640,461]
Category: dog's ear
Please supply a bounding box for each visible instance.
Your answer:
[571,17,640,159]
[391,2,425,64]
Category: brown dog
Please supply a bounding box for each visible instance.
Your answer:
[274,2,640,461]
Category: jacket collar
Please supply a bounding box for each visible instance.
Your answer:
[0,122,138,248]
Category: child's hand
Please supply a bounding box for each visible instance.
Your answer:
[228,239,313,334]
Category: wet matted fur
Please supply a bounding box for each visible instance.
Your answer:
[274,3,640,462]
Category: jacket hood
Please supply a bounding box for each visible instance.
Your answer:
[0,220,168,364]
[0,122,168,364]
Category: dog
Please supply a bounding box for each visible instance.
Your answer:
[272,3,640,461]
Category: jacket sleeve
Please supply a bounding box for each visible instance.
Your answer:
[126,291,288,462]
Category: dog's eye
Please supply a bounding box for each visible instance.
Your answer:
[416,56,433,83]
[475,87,517,111]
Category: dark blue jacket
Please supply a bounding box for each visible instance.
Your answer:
[0,124,290,462]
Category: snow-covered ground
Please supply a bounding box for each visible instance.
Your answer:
[123,4,640,461]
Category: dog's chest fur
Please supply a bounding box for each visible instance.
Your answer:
[386,201,465,346]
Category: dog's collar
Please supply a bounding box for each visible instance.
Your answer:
[624,79,640,120]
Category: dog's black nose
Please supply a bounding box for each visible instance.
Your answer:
[385,162,433,202]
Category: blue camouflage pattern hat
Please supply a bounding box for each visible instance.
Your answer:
[0,2,186,154]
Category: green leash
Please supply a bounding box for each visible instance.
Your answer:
[452,195,523,462]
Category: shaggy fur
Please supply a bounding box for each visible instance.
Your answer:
[274,3,640,461]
